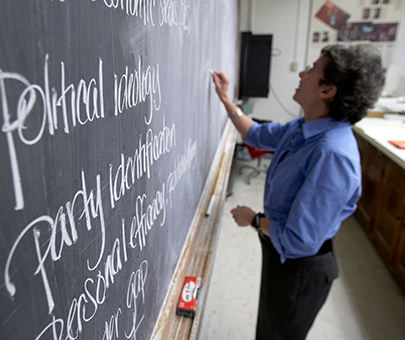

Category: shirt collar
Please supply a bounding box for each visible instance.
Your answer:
[301,117,350,139]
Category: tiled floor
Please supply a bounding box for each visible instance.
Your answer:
[199,158,405,340]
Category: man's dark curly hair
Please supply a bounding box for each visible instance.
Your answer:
[321,44,385,125]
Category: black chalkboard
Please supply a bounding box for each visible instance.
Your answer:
[0,1,238,339]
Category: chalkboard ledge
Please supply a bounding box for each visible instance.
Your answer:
[150,120,238,340]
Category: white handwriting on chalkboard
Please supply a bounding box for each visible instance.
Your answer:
[113,57,161,125]
[123,139,196,252]
[128,181,167,251]
[125,260,148,340]
[55,0,192,30]
[166,138,197,206]
[109,119,176,209]
[159,0,191,32]
[33,257,148,340]
[102,308,122,340]
[4,170,106,314]
[0,55,105,210]
[103,0,156,25]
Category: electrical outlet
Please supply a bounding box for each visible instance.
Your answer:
[290,62,298,72]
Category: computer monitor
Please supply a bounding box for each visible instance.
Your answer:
[239,32,273,99]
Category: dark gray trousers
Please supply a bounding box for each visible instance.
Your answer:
[256,232,339,340]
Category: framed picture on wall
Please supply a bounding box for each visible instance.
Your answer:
[315,0,350,30]
[309,0,402,72]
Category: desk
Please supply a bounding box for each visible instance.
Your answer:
[353,117,405,294]
[354,117,405,169]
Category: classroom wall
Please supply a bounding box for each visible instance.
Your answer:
[390,2,405,95]
[240,0,310,123]
[241,0,405,123]
[393,1,405,69]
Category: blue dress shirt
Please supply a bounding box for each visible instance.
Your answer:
[245,117,361,263]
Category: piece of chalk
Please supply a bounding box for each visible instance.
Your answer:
[205,195,217,216]
[209,69,214,75]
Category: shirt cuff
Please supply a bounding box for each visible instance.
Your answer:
[244,122,260,145]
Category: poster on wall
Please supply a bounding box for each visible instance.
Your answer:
[308,0,403,65]
[315,1,351,31]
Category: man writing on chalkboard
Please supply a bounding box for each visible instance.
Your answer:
[212,44,384,340]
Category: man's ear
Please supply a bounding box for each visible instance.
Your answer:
[320,83,337,101]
